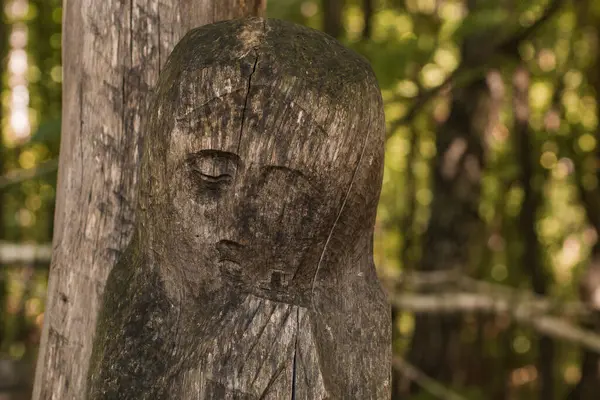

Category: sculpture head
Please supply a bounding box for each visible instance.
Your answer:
[138,18,385,305]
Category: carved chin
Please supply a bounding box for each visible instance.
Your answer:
[215,258,312,306]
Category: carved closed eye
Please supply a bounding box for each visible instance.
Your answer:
[260,165,318,195]
[186,150,240,190]
[194,171,233,184]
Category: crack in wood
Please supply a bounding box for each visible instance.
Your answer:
[309,114,374,312]
[238,54,259,154]
[291,308,299,400]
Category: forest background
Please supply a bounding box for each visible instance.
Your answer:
[1,0,599,399]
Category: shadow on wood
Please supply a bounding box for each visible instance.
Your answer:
[87,18,391,399]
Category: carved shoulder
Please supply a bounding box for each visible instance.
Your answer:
[87,243,179,399]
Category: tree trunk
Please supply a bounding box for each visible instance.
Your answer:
[513,64,554,400]
[362,0,374,40]
[32,1,265,399]
[405,76,492,389]
[405,33,501,394]
[323,0,345,38]
[0,0,6,351]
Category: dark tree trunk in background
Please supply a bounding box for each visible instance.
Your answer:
[0,0,6,351]
[323,0,344,38]
[406,77,493,390]
[392,127,418,398]
[513,64,554,400]
[32,1,265,399]
[405,3,501,391]
[362,0,374,40]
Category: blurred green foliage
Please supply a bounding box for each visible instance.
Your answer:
[0,0,61,372]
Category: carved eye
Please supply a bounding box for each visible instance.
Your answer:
[186,150,240,191]
[260,165,318,194]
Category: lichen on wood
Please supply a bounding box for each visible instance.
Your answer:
[87,17,390,399]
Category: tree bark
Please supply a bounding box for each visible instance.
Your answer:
[32,1,265,399]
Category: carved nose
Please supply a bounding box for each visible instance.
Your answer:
[216,240,245,262]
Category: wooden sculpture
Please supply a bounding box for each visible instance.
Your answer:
[87,17,390,399]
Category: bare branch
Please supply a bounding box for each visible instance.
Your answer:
[391,292,600,354]
[0,241,52,264]
[393,357,467,400]
[0,159,58,191]
[385,271,591,320]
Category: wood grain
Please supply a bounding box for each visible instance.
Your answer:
[87,18,391,399]
[33,2,264,399]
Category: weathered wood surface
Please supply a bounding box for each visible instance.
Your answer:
[87,18,391,399]
[33,2,265,399]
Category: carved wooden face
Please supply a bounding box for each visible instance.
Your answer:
[159,65,368,305]
[113,20,389,399]
[140,19,384,307]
